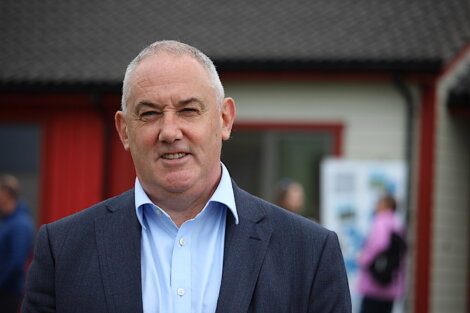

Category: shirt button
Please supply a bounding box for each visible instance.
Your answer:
[179,237,185,246]
[177,288,185,296]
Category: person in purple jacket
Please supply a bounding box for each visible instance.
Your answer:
[357,194,406,313]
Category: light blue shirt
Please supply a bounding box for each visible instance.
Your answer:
[135,164,239,313]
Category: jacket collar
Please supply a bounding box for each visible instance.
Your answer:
[216,181,272,313]
[95,189,143,313]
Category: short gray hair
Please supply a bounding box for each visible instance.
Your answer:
[121,40,224,112]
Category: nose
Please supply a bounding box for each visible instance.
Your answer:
[158,112,183,143]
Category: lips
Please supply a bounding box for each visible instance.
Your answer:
[161,152,188,160]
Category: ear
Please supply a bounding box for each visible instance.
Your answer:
[115,111,130,151]
[220,97,236,141]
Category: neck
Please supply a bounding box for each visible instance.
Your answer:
[160,185,219,227]
[147,170,222,228]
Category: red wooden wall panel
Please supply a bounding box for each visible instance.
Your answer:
[107,123,135,197]
[40,109,105,224]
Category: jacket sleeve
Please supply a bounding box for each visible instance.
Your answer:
[21,225,56,313]
[309,231,352,313]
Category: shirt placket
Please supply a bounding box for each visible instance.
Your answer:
[171,223,192,313]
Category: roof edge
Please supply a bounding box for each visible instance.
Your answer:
[215,58,443,73]
[0,58,443,91]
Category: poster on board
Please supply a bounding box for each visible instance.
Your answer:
[321,158,407,313]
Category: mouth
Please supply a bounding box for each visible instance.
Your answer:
[161,152,188,160]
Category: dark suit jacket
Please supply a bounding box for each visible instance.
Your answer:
[22,183,351,313]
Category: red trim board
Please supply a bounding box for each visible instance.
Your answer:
[414,82,437,313]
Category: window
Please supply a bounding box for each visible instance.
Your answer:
[0,124,41,222]
[222,126,339,220]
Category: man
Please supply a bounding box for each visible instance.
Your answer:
[0,175,34,313]
[22,40,351,313]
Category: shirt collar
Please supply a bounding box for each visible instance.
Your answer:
[134,163,239,229]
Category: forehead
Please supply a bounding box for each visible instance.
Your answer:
[127,53,215,107]
[135,53,211,86]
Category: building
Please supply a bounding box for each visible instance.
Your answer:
[1,1,469,312]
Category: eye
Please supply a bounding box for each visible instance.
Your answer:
[139,110,160,121]
[179,107,200,116]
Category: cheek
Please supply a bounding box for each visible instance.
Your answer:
[210,118,223,139]
[209,123,223,148]
[191,119,219,143]
[130,126,156,148]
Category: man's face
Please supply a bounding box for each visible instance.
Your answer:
[115,53,235,203]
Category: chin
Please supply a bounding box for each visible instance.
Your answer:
[162,174,197,192]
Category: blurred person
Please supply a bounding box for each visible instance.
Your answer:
[0,175,34,313]
[275,178,305,214]
[22,40,351,313]
[357,194,406,313]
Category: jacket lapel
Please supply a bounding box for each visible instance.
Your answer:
[95,190,143,313]
[216,184,272,313]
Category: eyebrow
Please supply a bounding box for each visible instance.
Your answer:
[134,100,157,110]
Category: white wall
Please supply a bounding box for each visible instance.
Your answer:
[432,66,470,313]
[225,81,408,160]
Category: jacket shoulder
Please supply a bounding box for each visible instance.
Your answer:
[44,189,134,234]
[234,184,332,241]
